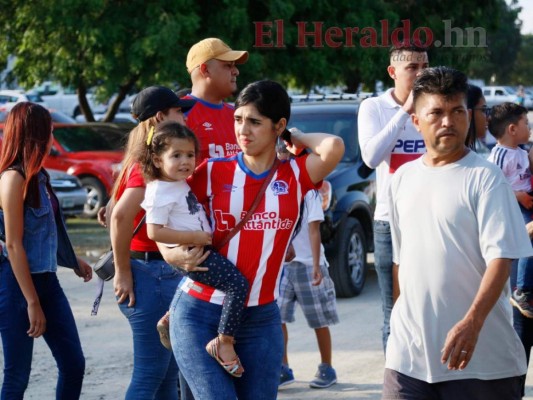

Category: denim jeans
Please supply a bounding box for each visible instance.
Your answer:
[516,205,533,290]
[0,260,85,399]
[118,258,183,400]
[169,290,283,400]
[373,220,393,352]
[511,259,533,397]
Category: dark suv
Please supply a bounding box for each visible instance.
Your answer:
[289,101,376,297]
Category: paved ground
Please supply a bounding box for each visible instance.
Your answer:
[1,264,533,399]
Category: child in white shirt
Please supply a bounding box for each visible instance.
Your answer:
[140,121,247,377]
[487,102,533,318]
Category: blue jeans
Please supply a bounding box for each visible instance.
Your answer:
[169,290,283,400]
[511,259,533,397]
[0,260,85,399]
[118,259,182,400]
[516,205,533,290]
[373,220,393,352]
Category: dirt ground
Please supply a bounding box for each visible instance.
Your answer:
[1,219,533,399]
[1,268,533,399]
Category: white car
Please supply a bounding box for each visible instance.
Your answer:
[482,86,518,107]
[0,89,47,107]
[75,112,137,123]
[32,81,107,117]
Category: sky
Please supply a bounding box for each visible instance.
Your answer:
[514,0,533,34]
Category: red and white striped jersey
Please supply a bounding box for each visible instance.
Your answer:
[183,95,241,162]
[182,152,317,306]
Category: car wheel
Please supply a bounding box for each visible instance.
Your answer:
[329,217,368,298]
[81,177,106,218]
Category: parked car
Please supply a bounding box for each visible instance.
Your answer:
[0,122,127,218]
[288,101,376,297]
[0,89,47,107]
[0,105,76,123]
[482,86,517,107]
[32,81,107,117]
[75,112,137,123]
[45,123,128,218]
[48,168,87,217]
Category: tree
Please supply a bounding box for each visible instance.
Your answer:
[511,34,533,85]
[0,0,525,115]
[0,0,199,121]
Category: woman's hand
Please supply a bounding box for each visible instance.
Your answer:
[97,207,107,227]
[158,243,210,272]
[114,266,135,307]
[74,257,93,282]
[27,302,46,338]
[283,128,306,157]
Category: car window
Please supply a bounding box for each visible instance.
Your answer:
[26,93,44,103]
[288,111,358,162]
[53,126,126,152]
[0,95,17,104]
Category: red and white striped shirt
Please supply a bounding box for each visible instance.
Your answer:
[182,152,317,306]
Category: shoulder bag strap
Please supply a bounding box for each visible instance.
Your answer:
[216,158,280,250]
[132,214,146,238]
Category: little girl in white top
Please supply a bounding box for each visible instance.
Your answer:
[140,121,248,377]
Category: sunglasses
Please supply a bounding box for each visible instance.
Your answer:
[473,106,491,117]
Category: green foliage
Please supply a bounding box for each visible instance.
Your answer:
[511,34,533,85]
[0,0,199,120]
[0,0,526,117]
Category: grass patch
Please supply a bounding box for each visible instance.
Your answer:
[66,218,110,257]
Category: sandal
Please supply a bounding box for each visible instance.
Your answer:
[157,312,172,351]
[205,337,244,378]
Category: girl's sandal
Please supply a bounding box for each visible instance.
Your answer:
[205,337,244,378]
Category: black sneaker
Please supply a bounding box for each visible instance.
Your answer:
[510,289,533,318]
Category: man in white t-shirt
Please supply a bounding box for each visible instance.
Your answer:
[383,66,532,400]
[358,43,428,351]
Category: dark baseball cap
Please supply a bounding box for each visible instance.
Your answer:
[131,86,196,122]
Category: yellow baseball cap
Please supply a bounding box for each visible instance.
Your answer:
[186,38,248,73]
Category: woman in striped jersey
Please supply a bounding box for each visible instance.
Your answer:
[161,80,344,400]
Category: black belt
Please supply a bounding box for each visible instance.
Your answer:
[130,251,164,261]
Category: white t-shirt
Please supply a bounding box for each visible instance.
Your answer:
[288,190,328,266]
[141,180,211,247]
[487,144,531,192]
[358,88,426,222]
[387,151,531,383]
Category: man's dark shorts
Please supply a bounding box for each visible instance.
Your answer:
[382,368,524,400]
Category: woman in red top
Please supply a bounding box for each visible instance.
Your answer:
[109,86,195,400]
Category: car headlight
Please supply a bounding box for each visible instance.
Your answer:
[318,180,332,211]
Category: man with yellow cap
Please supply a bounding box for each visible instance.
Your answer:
[182,38,248,161]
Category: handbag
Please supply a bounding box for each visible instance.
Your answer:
[93,215,146,281]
